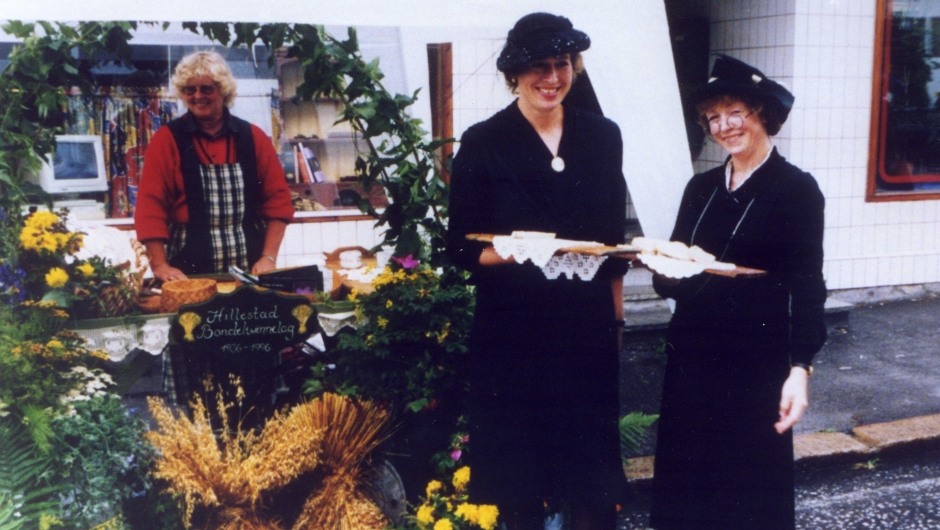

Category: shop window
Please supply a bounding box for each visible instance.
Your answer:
[869,0,940,200]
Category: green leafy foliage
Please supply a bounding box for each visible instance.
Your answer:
[47,395,156,529]
[0,419,61,529]
[0,22,137,213]
[305,264,474,416]
[620,412,660,458]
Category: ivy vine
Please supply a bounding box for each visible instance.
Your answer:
[0,21,139,265]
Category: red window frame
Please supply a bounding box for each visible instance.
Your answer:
[868,0,940,201]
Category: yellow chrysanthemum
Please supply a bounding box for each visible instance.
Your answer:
[25,211,59,230]
[476,505,499,530]
[426,480,443,498]
[53,233,70,251]
[377,316,388,329]
[45,267,69,288]
[433,519,454,530]
[46,340,64,349]
[386,299,394,309]
[454,503,479,522]
[77,262,95,277]
[452,466,470,490]
[347,288,359,302]
[416,504,435,525]
[19,228,41,251]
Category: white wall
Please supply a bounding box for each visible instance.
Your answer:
[0,0,692,243]
[696,0,940,290]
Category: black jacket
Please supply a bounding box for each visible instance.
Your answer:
[446,100,629,322]
[653,147,827,365]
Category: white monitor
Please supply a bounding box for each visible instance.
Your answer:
[35,135,109,195]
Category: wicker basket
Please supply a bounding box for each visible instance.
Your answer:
[160,279,218,313]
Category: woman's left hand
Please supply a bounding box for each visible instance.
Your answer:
[775,366,810,434]
[251,256,277,276]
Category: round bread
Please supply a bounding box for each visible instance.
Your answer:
[160,279,217,313]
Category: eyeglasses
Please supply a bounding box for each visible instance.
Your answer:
[707,109,751,135]
[180,84,216,96]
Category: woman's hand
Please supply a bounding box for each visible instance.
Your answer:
[478,246,516,266]
[152,262,188,283]
[251,256,277,276]
[775,366,810,434]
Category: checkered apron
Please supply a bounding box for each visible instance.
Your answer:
[163,161,252,405]
[167,162,251,273]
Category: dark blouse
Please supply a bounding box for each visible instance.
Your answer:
[446,100,630,320]
[653,148,827,365]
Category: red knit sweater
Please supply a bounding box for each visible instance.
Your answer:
[134,117,294,242]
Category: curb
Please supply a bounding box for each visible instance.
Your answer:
[623,413,940,484]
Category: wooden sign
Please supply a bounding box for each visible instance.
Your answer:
[170,286,317,421]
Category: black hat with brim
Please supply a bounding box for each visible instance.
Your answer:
[497,13,590,74]
[689,54,795,125]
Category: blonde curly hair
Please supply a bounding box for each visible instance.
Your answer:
[171,51,237,108]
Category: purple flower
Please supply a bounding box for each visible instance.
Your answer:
[450,449,462,462]
[295,286,314,295]
[0,263,27,303]
[391,254,420,270]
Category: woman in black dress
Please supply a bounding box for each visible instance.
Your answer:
[446,12,629,530]
[649,55,827,530]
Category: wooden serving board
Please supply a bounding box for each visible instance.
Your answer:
[465,233,766,277]
[465,233,639,257]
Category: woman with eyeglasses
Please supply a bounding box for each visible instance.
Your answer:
[135,51,293,282]
[648,54,827,530]
[446,13,628,530]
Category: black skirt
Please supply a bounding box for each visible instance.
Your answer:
[467,312,625,518]
[650,331,795,530]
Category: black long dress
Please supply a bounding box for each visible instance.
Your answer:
[650,148,827,530]
[446,101,629,520]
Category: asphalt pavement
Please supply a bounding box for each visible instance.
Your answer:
[616,290,940,529]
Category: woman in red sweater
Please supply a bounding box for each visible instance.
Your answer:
[134,51,294,282]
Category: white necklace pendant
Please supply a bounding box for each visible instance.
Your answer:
[551,156,565,172]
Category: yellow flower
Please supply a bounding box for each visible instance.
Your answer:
[46,340,64,349]
[433,519,454,530]
[416,504,435,525]
[377,316,388,329]
[455,503,479,522]
[19,228,42,251]
[45,267,69,288]
[476,505,499,530]
[452,466,470,490]
[53,233,70,251]
[386,299,394,309]
[347,288,359,302]
[25,211,59,230]
[426,480,443,498]
[77,262,95,277]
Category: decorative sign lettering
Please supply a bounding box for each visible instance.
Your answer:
[170,286,318,420]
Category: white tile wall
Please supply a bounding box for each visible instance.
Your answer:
[695,0,940,289]
[275,216,383,271]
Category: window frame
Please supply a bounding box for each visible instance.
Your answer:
[868,0,940,202]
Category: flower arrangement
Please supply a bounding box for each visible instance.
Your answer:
[9,211,138,317]
[305,257,474,415]
[400,467,498,530]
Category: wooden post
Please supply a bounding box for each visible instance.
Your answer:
[427,43,453,182]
